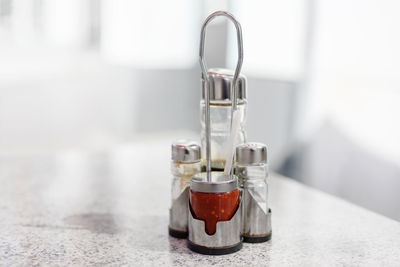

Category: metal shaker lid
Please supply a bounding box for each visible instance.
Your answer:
[202,68,247,102]
[190,172,238,193]
[171,140,201,163]
[236,143,267,165]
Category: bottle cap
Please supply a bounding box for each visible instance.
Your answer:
[171,140,201,163]
[236,143,267,165]
[202,68,247,102]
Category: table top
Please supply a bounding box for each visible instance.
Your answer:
[1,138,400,266]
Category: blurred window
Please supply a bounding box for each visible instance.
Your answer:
[100,0,200,68]
[228,0,307,80]
[306,0,400,164]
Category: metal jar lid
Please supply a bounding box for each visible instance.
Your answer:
[202,68,247,102]
[171,140,201,163]
[190,172,238,193]
[236,143,267,165]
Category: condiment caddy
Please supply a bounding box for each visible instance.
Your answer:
[168,11,272,255]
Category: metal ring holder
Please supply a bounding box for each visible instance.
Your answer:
[187,11,244,255]
[199,11,243,181]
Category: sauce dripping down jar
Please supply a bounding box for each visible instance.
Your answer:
[189,172,240,235]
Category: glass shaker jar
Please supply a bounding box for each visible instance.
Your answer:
[236,143,272,242]
[169,140,201,238]
[201,68,247,171]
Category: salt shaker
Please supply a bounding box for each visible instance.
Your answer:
[169,140,201,238]
[236,143,272,243]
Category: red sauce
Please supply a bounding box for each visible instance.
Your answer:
[189,189,240,235]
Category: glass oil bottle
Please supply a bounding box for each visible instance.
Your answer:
[200,68,247,171]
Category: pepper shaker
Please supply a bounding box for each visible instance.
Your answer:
[236,143,272,243]
[169,140,201,238]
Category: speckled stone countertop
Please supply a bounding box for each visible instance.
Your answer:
[1,139,400,266]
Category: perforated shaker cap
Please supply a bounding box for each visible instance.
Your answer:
[171,140,201,163]
[236,143,267,165]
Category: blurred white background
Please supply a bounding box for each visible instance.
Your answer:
[1,0,400,220]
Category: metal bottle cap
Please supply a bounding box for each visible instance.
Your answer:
[236,143,267,165]
[190,172,238,193]
[202,68,247,102]
[171,140,201,163]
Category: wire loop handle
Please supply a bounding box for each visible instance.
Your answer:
[199,11,243,181]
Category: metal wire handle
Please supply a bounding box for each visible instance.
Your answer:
[199,11,243,181]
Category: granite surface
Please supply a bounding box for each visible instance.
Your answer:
[1,139,400,266]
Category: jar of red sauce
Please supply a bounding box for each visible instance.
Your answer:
[189,172,240,235]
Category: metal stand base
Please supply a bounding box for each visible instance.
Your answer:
[242,231,272,243]
[168,227,188,239]
[187,240,243,255]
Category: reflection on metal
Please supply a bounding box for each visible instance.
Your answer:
[242,188,271,237]
[188,201,242,247]
[169,186,189,232]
